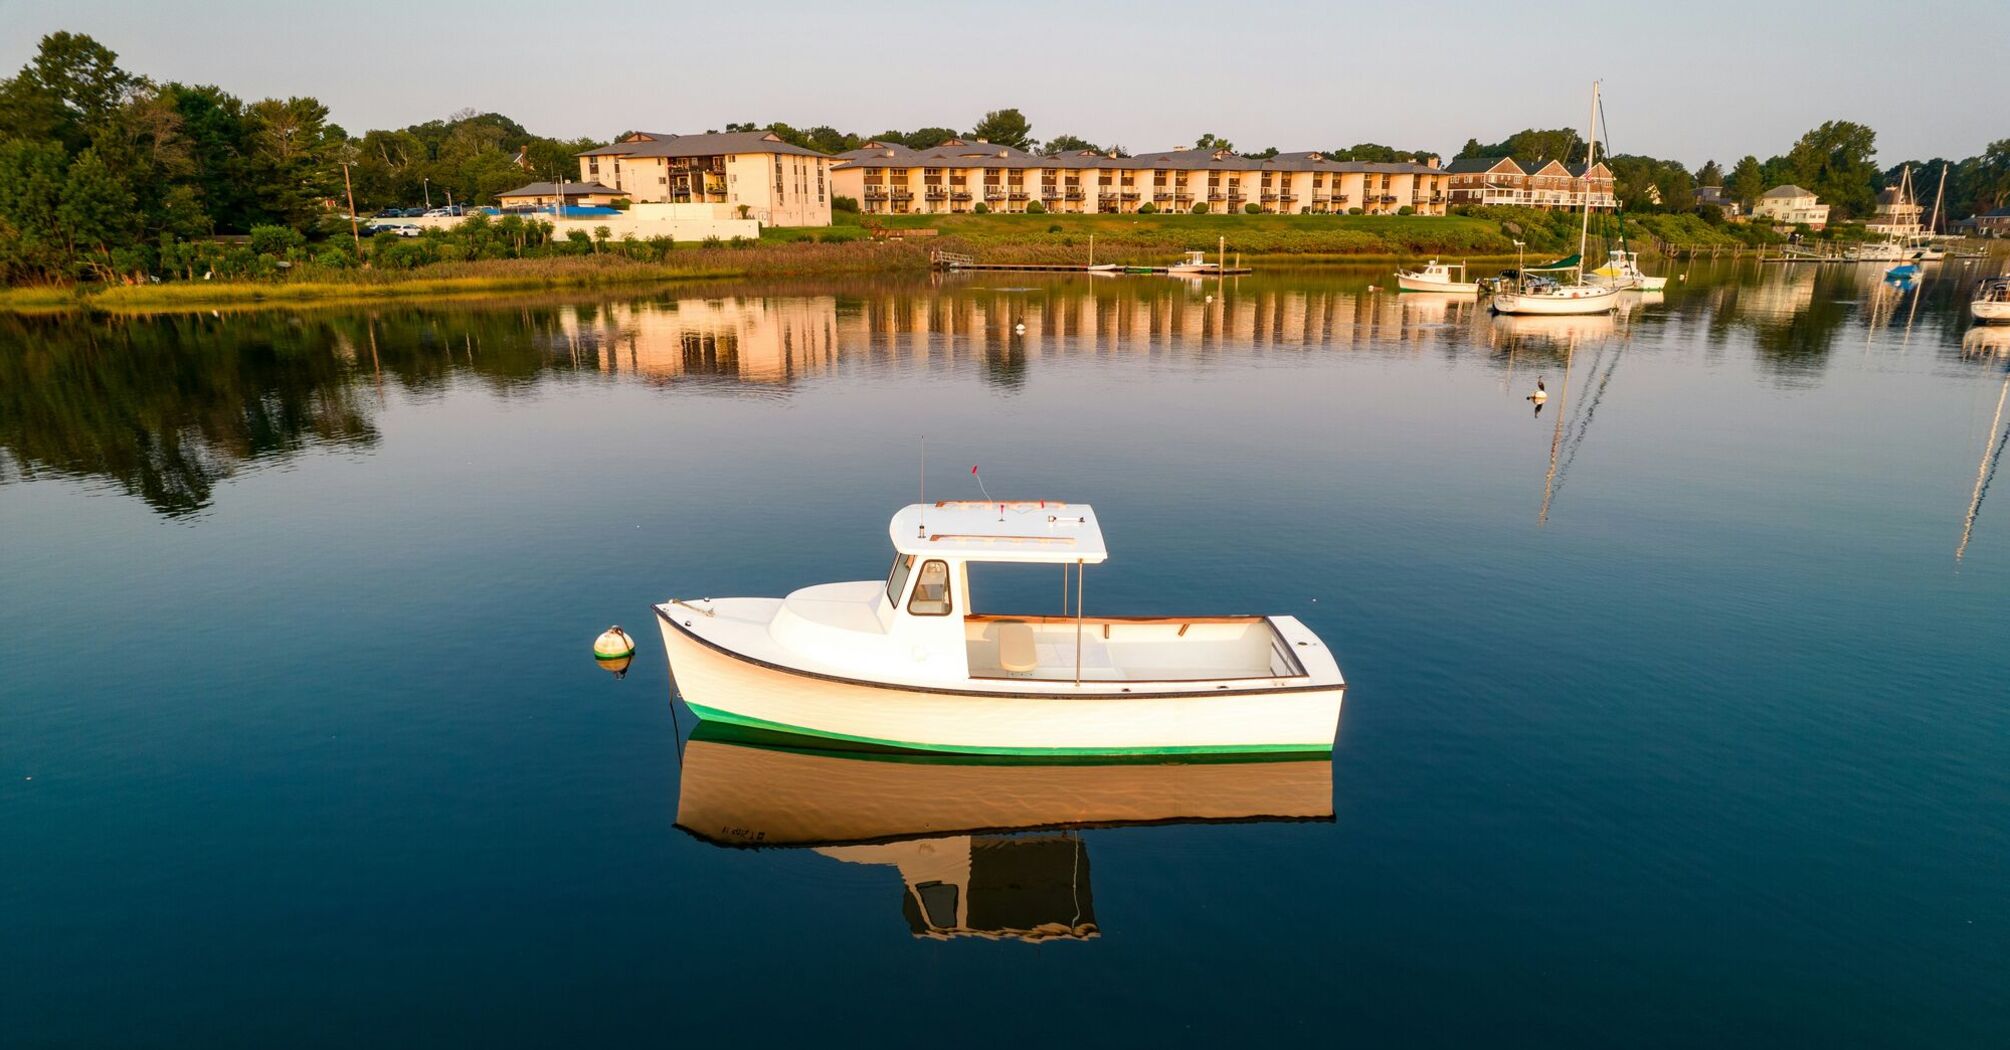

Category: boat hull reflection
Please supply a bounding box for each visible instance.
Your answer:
[674,725,1335,941]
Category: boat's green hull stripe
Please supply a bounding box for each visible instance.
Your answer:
[682,703,1332,757]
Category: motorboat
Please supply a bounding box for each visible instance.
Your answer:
[1395,259,1477,293]
[655,501,1345,755]
[1166,250,1221,275]
[1974,276,2010,323]
[1851,241,1907,263]
[673,724,1334,941]
[1589,249,1668,291]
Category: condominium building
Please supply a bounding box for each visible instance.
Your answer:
[495,181,628,208]
[1443,156,1617,210]
[830,139,1448,217]
[1752,185,1830,229]
[576,130,834,226]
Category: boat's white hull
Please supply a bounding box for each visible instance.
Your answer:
[1852,243,1906,262]
[657,612,1344,755]
[1396,276,1478,294]
[1974,300,2010,323]
[1491,285,1622,316]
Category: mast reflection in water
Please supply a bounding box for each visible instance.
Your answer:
[673,722,1334,942]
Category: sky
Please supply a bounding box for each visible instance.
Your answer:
[2,0,2003,166]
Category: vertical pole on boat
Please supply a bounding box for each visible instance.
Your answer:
[1074,558,1084,686]
[1061,561,1069,614]
[1578,80,1599,283]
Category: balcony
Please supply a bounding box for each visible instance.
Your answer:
[864,187,888,200]
[925,188,947,200]
[1009,189,1028,200]
[1206,190,1224,201]
[1120,190,1141,200]
[951,190,972,201]
[983,185,1006,199]
[1172,190,1194,200]
[891,189,913,201]
[1064,188,1085,200]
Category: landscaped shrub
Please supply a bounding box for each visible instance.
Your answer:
[1398,205,1415,216]
[1192,202,1209,214]
[1243,202,1262,215]
[1347,207,1362,215]
[1138,202,1157,214]
[1025,200,1046,214]
[833,195,860,213]
[973,202,990,214]
[1047,224,1063,234]
[702,235,724,249]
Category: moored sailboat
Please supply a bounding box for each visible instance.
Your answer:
[1491,83,1623,317]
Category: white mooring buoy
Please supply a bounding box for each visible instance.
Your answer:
[1528,377,1548,403]
[594,626,636,677]
[1014,321,1026,334]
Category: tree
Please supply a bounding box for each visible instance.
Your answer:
[1461,128,1584,164]
[1194,132,1234,153]
[969,108,1033,150]
[57,149,140,279]
[1727,155,1766,208]
[0,138,71,281]
[1456,138,1485,159]
[1775,120,1879,218]
[0,32,142,152]
[1246,146,1279,160]
[1043,133,1100,155]
[1697,159,1723,187]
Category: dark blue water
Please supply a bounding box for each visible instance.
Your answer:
[4,263,2007,1046]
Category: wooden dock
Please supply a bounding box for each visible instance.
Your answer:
[929,250,1251,275]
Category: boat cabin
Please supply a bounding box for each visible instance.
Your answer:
[768,501,1306,687]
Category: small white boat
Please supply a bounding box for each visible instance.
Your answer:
[1166,250,1220,276]
[1589,249,1668,291]
[655,501,1345,756]
[1395,259,1477,293]
[1974,277,2010,323]
[1850,241,1907,263]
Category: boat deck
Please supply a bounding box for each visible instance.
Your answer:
[963,615,1303,683]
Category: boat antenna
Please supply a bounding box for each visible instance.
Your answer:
[971,464,1000,519]
[918,436,927,537]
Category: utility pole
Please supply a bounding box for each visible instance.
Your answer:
[341,161,362,259]
[423,177,431,210]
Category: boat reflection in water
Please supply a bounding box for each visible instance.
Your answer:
[674,722,1334,942]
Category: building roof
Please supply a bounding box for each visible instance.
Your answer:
[579,130,830,160]
[1444,156,1520,174]
[889,502,1108,565]
[1761,184,1815,199]
[496,180,626,198]
[832,144,1442,176]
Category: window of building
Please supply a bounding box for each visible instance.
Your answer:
[907,559,952,615]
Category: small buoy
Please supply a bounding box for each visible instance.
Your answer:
[1527,377,1548,403]
[1014,322,1026,334]
[1205,294,1215,304]
[594,625,635,660]
[1366,284,1381,293]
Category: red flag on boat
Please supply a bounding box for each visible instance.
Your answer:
[971,465,979,474]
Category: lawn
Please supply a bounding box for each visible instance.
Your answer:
[860,211,1525,263]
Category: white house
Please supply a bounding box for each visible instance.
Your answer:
[1752,184,1829,229]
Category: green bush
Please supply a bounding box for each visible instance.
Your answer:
[1192,202,1209,214]
[1025,200,1046,214]
[1138,202,1157,214]
[1047,223,1063,234]
[973,202,990,214]
[833,195,860,213]
[248,224,306,258]
[702,235,724,249]
[1347,207,1362,215]
[1243,202,1262,215]
[1397,205,1415,216]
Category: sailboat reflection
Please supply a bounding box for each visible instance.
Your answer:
[674,723,1334,942]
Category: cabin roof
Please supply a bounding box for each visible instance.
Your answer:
[889,502,1108,564]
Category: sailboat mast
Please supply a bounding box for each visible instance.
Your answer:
[1929,165,1947,237]
[1578,81,1599,275]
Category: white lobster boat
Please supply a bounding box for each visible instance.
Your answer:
[655,501,1345,756]
[1395,259,1477,293]
[1973,276,2010,324]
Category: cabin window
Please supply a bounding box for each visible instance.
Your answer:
[885,553,915,607]
[907,559,953,615]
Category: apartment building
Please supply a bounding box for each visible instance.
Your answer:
[1752,185,1830,229]
[1443,156,1617,210]
[1864,184,1923,237]
[577,130,834,226]
[830,139,1449,217]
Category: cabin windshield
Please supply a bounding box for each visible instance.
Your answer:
[885,553,915,607]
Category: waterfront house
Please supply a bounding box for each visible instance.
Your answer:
[1752,185,1829,229]
[1864,184,1924,238]
[1443,156,1616,211]
[1694,185,1742,219]
[576,131,834,227]
[829,139,1448,217]
[495,181,629,208]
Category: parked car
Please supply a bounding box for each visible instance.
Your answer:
[391,224,422,238]
[423,208,457,218]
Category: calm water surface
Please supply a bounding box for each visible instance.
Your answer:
[4,262,2008,1046]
